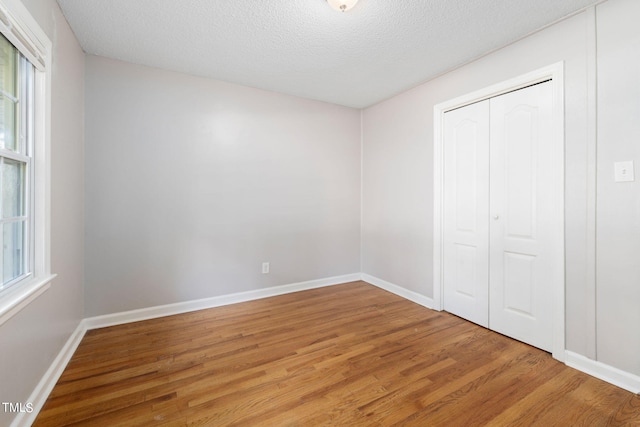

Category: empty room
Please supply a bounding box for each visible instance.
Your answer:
[1,0,639,425]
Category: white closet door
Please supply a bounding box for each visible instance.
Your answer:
[489,81,554,351]
[443,100,490,327]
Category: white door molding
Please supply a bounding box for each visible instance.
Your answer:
[433,62,565,361]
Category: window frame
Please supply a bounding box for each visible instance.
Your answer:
[0,0,54,326]
[1,47,34,291]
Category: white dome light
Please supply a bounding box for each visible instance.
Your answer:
[327,0,359,12]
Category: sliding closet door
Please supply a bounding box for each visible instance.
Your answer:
[442,100,490,327]
[488,81,554,352]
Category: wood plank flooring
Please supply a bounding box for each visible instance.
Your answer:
[34,281,640,426]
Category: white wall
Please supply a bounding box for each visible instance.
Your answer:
[362,0,640,377]
[363,11,590,354]
[84,56,361,316]
[595,0,640,375]
[2,3,637,422]
[0,0,85,425]
[363,10,590,314]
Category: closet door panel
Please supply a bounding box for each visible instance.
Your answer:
[489,82,554,352]
[443,100,490,327]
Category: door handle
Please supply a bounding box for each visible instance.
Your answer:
[493,215,500,220]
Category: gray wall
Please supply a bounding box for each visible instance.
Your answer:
[595,0,640,375]
[84,56,361,316]
[362,0,640,376]
[0,0,85,425]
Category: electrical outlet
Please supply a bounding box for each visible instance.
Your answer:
[262,262,270,274]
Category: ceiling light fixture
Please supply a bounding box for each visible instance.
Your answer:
[327,0,358,12]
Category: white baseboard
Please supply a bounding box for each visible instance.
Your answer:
[83,273,361,330]
[11,321,87,427]
[565,351,640,394]
[361,273,434,309]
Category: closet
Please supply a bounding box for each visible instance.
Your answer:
[442,81,554,352]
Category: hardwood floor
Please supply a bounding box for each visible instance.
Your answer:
[35,281,640,426]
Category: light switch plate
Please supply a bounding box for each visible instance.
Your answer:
[614,161,635,182]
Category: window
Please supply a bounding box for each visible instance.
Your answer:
[0,1,53,325]
[1,34,34,291]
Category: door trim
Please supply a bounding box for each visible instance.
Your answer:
[433,62,565,361]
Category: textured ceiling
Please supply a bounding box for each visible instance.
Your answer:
[56,0,599,108]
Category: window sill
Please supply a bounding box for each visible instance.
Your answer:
[0,274,56,327]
